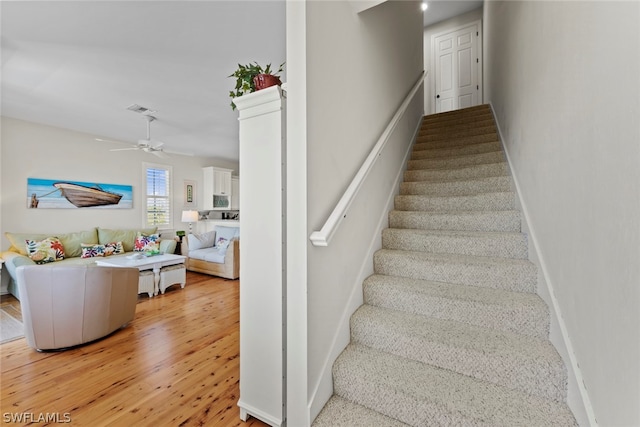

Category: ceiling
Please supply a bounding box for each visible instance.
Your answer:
[1,1,482,162]
[423,1,484,28]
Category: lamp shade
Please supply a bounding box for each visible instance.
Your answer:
[181,210,199,223]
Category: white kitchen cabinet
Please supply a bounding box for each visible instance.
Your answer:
[203,167,234,210]
[231,176,240,210]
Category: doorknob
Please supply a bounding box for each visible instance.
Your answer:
[436,95,440,99]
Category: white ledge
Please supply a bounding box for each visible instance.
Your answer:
[234,85,284,120]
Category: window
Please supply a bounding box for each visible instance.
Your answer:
[143,163,172,229]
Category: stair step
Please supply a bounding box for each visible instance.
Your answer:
[415,131,498,149]
[421,114,495,132]
[382,228,528,259]
[417,125,498,142]
[363,274,549,338]
[312,395,410,427]
[333,344,577,427]
[422,105,492,123]
[411,141,502,160]
[394,192,515,212]
[407,151,505,170]
[404,162,509,182]
[351,305,567,401]
[389,209,521,232]
[373,249,536,292]
[419,119,497,136]
[400,175,513,196]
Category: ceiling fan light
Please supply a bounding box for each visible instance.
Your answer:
[126,104,156,115]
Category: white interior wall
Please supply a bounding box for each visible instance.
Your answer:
[483,2,640,426]
[0,116,237,249]
[305,0,423,420]
[423,7,483,115]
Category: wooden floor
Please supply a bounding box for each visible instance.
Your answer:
[0,272,269,427]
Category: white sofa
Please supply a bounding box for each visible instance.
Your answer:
[17,264,139,351]
[182,226,239,280]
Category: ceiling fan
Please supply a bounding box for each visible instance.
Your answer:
[106,115,169,158]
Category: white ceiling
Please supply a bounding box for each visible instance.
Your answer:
[1,1,481,162]
[423,1,483,28]
[1,1,286,161]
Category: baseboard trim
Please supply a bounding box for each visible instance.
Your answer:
[307,115,423,422]
[238,400,283,427]
[489,103,597,427]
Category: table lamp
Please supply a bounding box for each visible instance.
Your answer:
[181,210,199,234]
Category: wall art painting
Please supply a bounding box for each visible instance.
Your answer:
[184,180,197,209]
[27,178,133,209]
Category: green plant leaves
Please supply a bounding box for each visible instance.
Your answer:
[228,61,285,110]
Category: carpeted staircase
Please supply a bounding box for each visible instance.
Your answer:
[312,105,578,426]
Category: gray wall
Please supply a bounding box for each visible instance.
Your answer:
[304,0,424,419]
[484,2,640,426]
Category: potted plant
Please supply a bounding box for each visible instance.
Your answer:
[228,62,284,110]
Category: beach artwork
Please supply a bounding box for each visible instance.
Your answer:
[27,178,133,209]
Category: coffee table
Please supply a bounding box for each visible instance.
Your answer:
[96,253,186,296]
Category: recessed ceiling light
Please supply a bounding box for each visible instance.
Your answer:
[421,2,428,11]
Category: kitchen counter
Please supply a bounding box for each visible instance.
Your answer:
[201,220,240,231]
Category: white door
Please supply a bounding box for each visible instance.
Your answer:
[433,22,481,113]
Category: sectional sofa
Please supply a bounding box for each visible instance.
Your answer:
[2,227,176,300]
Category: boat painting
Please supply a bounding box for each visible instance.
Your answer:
[27,178,133,209]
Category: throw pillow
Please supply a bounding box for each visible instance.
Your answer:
[25,237,65,264]
[104,241,124,256]
[187,231,216,251]
[81,243,106,258]
[134,233,160,252]
[216,237,230,254]
[215,226,237,243]
[98,227,157,252]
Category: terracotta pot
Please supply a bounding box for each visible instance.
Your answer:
[253,74,282,91]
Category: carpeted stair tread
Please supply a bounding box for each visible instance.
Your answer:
[422,106,493,125]
[407,151,505,170]
[350,304,567,401]
[417,125,497,141]
[381,228,528,259]
[394,191,515,212]
[414,132,499,149]
[312,395,410,427]
[400,175,513,196]
[389,209,521,232]
[363,274,549,338]
[403,161,509,182]
[333,344,578,427]
[419,119,496,135]
[411,140,502,160]
[373,249,536,292]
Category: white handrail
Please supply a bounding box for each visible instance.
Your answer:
[309,71,425,247]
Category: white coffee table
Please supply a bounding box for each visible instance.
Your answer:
[96,253,186,296]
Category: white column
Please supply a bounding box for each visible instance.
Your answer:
[235,85,285,427]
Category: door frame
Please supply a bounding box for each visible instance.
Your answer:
[430,19,483,114]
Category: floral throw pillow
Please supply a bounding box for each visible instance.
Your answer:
[134,233,159,252]
[104,241,124,256]
[81,243,106,258]
[216,237,230,254]
[25,237,65,264]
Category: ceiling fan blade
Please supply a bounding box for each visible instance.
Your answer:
[152,150,170,159]
[110,147,139,152]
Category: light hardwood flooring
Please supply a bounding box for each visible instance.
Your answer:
[0,272,269,427]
